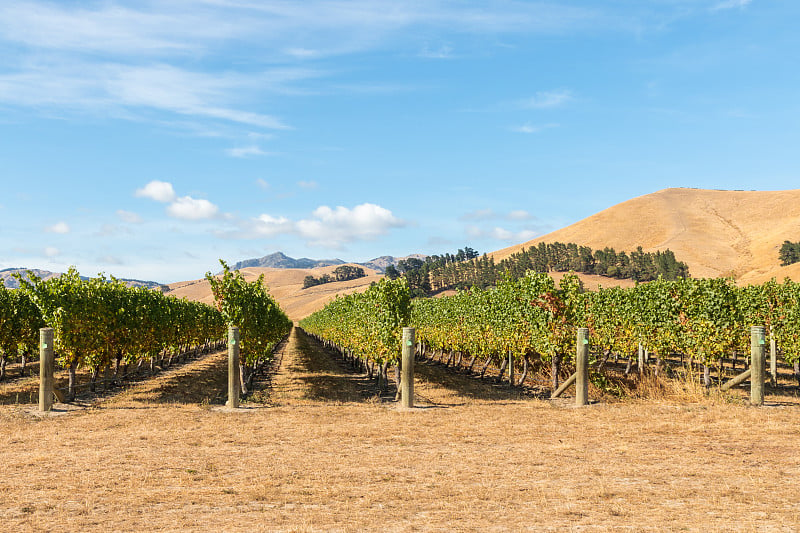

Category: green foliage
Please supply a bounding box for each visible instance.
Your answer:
[779,241,800,266]
[302,265,366,289]
[205,260,292,367]
[14,267,225,373]
[300,278,411,364]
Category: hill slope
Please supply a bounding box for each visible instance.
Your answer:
[491,188,800,284]
[168,264,382,322]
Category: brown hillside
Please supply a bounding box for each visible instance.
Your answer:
[491,188,800,284]
[167,264,382,322]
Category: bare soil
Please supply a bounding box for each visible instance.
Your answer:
[3,328,800,532]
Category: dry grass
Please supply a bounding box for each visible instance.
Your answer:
[491,187,800,284]
[168,264,382,322]
[3,329,800,532]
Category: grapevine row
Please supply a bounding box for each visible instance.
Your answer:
[206,261,292,394]
[302,272,800,394]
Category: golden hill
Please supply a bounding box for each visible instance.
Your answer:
[167,264,382,322]
[491,188,800,284]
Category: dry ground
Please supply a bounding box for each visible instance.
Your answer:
[2,328,800,532]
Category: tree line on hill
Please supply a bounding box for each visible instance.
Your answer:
[386,243,689,297]
[303,265,366,289]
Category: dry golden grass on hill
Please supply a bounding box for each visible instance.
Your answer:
[492,188,800,284]
[168,263,382,322]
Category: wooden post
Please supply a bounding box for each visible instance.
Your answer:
[39,328,54,412]
[227,326,240,408]
[551,371,577,398]
[508,352,514,386]
[721,368,751,391]
[769,332,777,388]
[400,327,415,409]
[750,326,765,406]
[637,343,644,375]
[576,328,589,406]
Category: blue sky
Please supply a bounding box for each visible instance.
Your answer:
[1,0,798,283]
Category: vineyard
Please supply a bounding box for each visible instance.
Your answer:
[5,266,800,531]
[0,262,291,403]
[302,273,800,398]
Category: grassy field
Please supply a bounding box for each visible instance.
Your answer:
[3,328,800,532]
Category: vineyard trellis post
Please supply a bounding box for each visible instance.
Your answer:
[228,326,240,408]
[39,327,54,412]
[576,328,589,406]
[508,352,514,386]
[638,342,644,375]
[400,327,415,409]
[751,326,765,406]
[769,331,777,388]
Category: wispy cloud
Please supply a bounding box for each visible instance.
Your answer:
[226,145,271,158]
[117,210,143,224]
[510,122,559,134]
[420,44,454,59]
[711,0,753,11]
[466,225,538,242]
[517,90,573,109]
[459,209,495,221]
[45,221,70,234]
[0,1,609,134]
[297,180,318,190]
[44,246,60,258]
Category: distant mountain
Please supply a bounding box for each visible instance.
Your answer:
[230,252,345,270]
[360,254,428,273]
[230,252,429,274]
[0,268,166,291]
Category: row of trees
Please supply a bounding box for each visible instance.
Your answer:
[498,242,689,281]
[385,243,689,298]
[303,265,366,289]
[11,268,225,400]
[384,247,480,296]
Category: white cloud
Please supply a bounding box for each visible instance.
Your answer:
[226,145,270,158]
[117,210,143,223]
[166,196,220,220]
[46,221,70,234]
[135,180,176,202]
[255,178,270,190]
[44,246,59,257]
[508,210,533,221]
[295,203,405,247]
[466,225,538,242]
[252,214,293,237]
[297,180,318,189]
[518,90,572,109]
